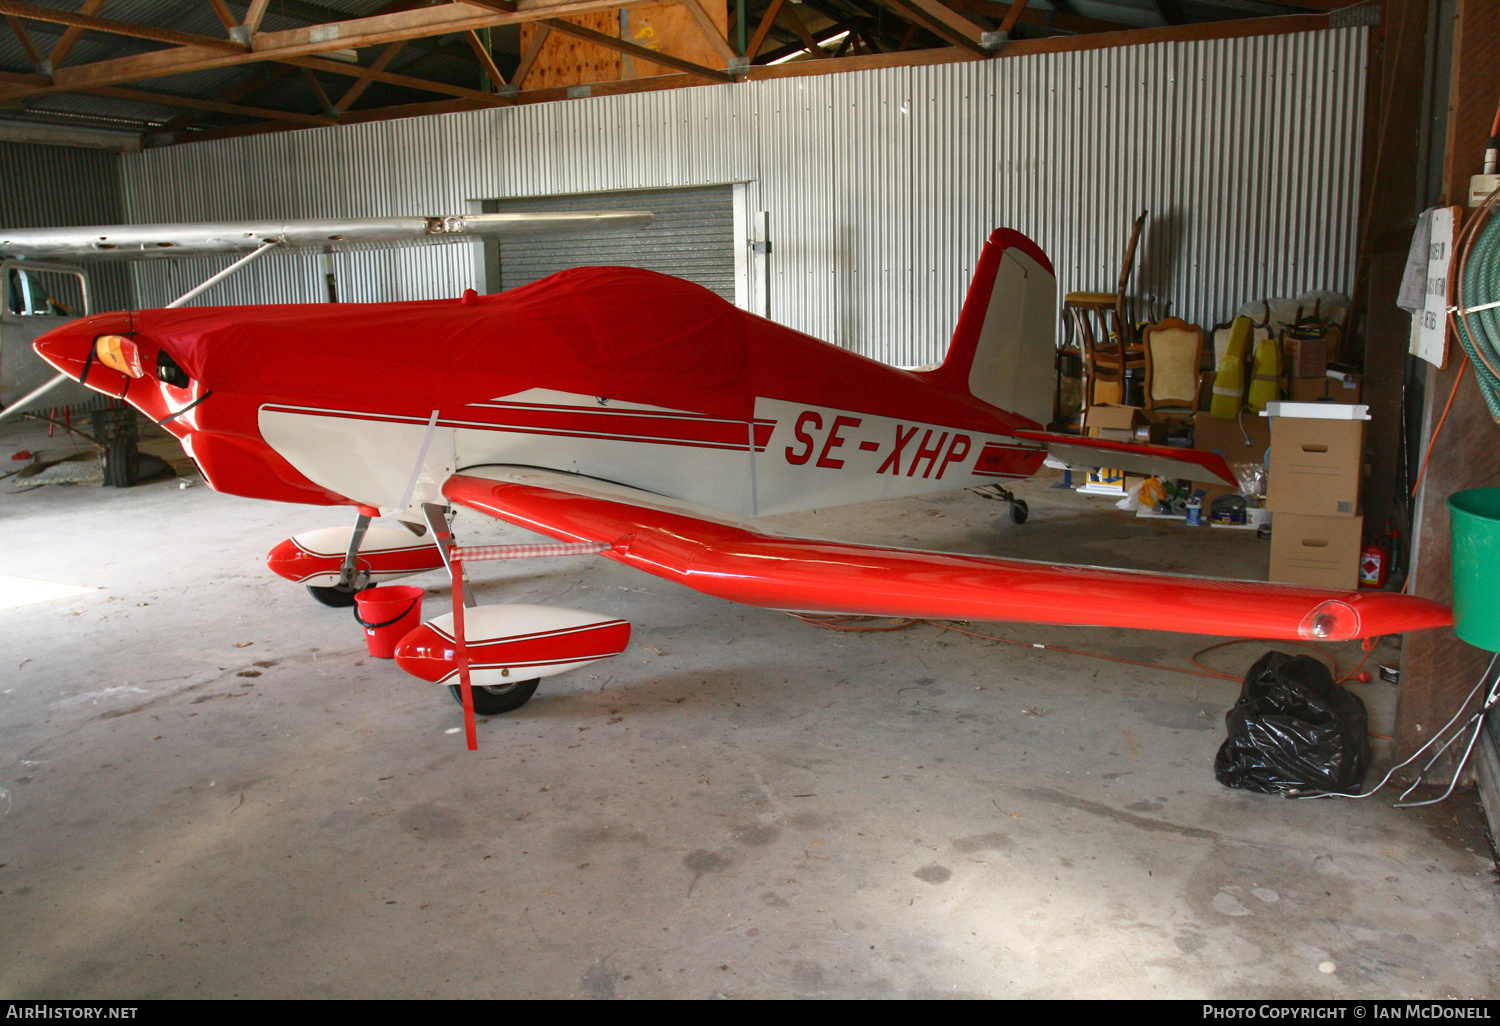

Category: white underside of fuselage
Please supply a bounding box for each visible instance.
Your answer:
[256,388,1038,521]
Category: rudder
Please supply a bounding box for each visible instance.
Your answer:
[928,228,1057,428]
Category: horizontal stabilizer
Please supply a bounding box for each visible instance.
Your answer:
[442,466,1450,642]
[1012,430,1237,486]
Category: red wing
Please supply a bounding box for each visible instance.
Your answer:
[1013,430,1238,486]
[443,468,1449,643]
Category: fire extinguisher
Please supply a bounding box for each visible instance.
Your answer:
[1359,533,1391,589]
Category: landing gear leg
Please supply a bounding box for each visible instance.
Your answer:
[306,511,373,607]
[968,484,1028,525]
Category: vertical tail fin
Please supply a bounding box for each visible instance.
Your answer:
[927,229,1057,428]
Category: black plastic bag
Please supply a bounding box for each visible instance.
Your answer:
[1214,651,1370,794]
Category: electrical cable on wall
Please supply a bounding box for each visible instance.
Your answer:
[1293,653,1499,804]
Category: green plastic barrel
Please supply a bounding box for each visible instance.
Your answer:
[1448,488,1500,652]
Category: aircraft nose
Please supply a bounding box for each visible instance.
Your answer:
[33,311,134,380]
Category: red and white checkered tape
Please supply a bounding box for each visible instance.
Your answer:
[449,541,611,561]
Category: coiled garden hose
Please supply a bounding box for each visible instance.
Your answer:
[1455,197,1500,423]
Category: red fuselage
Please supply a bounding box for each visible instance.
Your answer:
[34,267,1046,513]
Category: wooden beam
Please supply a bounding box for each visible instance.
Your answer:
[152,65,292,135]
[756,19,855,63]
[953,0,1222,34]
[903,0,989,44]
[45,0,104,71]
[745,0,785,60]
[983,9,1328,53]
[743,9,1332,78]
[0,0,655,100]
[510,23,549,88]
[1272,0,1375,9]
[88,83,337,126]
[678,0,737,64]
[301,66,338,115]
[332,40,407,110]
[4,14,42,66]
[0,0,248,55]
[881,0,989,57]
[538,17,735,82]
[338,96,491,122]
[463,28,508,87]
[162,96,494,146]
[457,0,519,12]
[242,0,272,31]
[779,3,830,59]
[517,69,701,102]
[207,0,237,33]
[286,51,511,106]
[247,1,662,55]
[0,68,48,86]
[998,0,1028,32]
[750,41,966,76]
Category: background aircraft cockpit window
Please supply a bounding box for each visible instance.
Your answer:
[3,266,88,319]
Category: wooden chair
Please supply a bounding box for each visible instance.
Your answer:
[1063,210,1148,408]
[1142,317,1204,418]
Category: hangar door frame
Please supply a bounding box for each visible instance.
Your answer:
[477,184,755,312]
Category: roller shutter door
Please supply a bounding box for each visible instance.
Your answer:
[484,185,735,301]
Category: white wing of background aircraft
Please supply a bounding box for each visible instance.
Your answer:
[0,210,653,417]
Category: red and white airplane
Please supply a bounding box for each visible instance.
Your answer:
[19,224,1452,744]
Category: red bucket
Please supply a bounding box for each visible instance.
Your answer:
[353,585,424,658]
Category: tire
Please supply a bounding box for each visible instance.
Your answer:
[449,679,540,716]
[306,583,367,607]
[103,433,140,488]
[1010,499,1029,525]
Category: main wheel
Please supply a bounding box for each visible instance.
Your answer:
[449,679,540,716]
[103,433,140,488]
[306,583,367,607]
[1010,499,1029,525]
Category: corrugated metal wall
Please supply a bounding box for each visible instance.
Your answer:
[122,26,1367,368]
[0,141,131,313]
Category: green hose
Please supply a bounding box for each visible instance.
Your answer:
[1456,211,1500,422]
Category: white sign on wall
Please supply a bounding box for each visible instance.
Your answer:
[1410,206,1459,368]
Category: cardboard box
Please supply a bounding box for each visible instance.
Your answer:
[1086,404,1143,441]
[1086,404,1165,444]
[1269,513,1363,589]
[1287,372,1362,404]
[1283,335,1328,378]
[1193,410,1271,463]
[1264,417,1364,517]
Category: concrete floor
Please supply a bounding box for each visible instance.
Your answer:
[1,417,1496,999]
